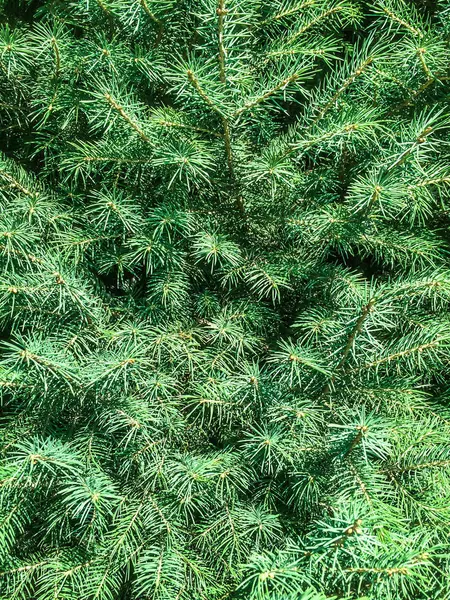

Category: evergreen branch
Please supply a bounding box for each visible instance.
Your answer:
[345,566,411,574]
[0,560,48,578]
[357,231,441,266]
[109,501,144,558]
[51,36,60,77]
[153,118,223,137]
[287,5,345,44]
[309,56,373,126]
[140,0,161,26]
[387,78,437,115]
[186,70,223,116]
[103,93,152,142]
[343,425,368,457]
[223,119,234,177]
[139,0,164,43]
[388,124,435,169]
[357,339,442,371]
[261,1,316,24]
[322,297,376,396]
[413,176,450,188]
[82,156,152,164]
[234,73,300,117]
[378,5,424,37]
[0,170,36,198]
[416,47,431,78]
[385,459,450,474]
[347,459,373,506]
[374,67,414,94]
[215,3,235,178]
[217,0,227,85]
[338,299,376,369]
[149,494,172,535]
[0,244,43,263]
[96,0,111,15]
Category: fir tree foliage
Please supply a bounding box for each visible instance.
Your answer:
[0,0,450,599]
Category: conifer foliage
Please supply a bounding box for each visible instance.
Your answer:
[1,0,450,598]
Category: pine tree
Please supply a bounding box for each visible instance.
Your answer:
[1,0,450,598]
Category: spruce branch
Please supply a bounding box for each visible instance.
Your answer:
[309,56,374,126]
[217,0,228,85]
[96,0,112,15]
[375,1,425,38]
[233,72,301,117]
[186,70,224,116]
[139,0,161,26]
[358,338,444,371]
[261,0,316,25]
[139,0,164,43]
[0,170,36,198]
[103,93,152,142]
[215,0,235,177]
[287,3,346,44]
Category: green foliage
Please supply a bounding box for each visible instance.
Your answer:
[0,0,450,599]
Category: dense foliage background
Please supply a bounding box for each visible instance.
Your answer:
[1,0,450,598]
